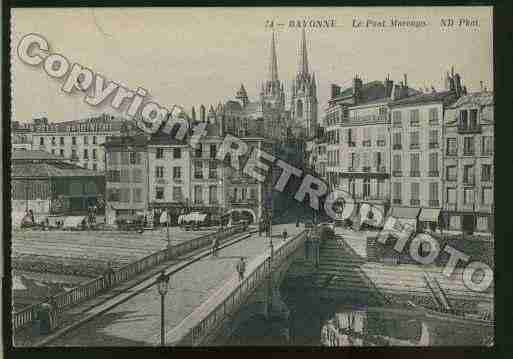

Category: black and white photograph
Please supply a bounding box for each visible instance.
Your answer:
[6,5,499,349]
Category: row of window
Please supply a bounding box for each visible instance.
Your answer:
[39,135,100,146]
[231,187,258,202]
[156,147,182,159]
[446,136,493,156]
[391,130,439,149]
[107,187,143,203]
[35,122,112,133]
[107,169,144,183]
[193,161,218,179]
[392,108,439,128]
[327,151,386,169]
[155,166,183,180]
[390,182,493,205]
[392,182,440,203]
[446,186,493,205]
[446,164,493,183]
[392,152,439,175]
[107,151,143,165]
[326,127,387,146]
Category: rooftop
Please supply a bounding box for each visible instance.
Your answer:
[389,90,457,107]
[11,161,103,178]
[12,149,65,162]
[448,91,494,108]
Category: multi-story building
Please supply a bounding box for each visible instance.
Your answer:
[103,135,150,225]
[442,91,494,234]
[388,70,465,231]
[24,114,132,172]
[324,74,418,220]
[11,121,33,150]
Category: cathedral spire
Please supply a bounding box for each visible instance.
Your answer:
[297,27,309,76]
[268,31,279,82]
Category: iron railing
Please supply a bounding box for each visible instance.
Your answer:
[12,225,245,332]
[186,230,307,346]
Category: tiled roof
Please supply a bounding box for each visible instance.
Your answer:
[12,162,103,178]
[389,90,456,107]
[12,149,64,161]
[448,91,494,108]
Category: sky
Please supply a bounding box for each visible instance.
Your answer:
[11,7,493,123]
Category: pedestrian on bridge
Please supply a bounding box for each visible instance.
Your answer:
[236,257,246,281]
[282,229,288,241]
[104,261,115,289]
[212,236,219,257]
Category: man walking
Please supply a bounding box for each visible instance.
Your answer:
[212,236,219,257]
[236,257,246,281]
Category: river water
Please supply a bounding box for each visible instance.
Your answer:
[225,287,493,346]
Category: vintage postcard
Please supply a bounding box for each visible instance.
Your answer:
[8,6,494,348]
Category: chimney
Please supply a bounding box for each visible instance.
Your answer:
[353,75,363,103]
[480,81,484,91]
[403,73,408,87]
[331,84,341,99]
[384,74,394,98]
[454,73,462,97]
[391,84,399,100]
[200,105,206,122]
[463,86,468,95]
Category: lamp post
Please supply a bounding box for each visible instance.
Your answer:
[157,271,170,346]
[166,209,171,248]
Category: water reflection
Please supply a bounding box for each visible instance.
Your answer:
[226,289,493,346]
[320,305,493,347]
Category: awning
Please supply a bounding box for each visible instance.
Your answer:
[419,208,441,222]
[388,207,420,219]
[62,216,86,228]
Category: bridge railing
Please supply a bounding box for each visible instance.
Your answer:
[183,229,308,346]
[12,224,245,333]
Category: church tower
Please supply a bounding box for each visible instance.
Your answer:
[260,32,285,110]
[290,28,318,138]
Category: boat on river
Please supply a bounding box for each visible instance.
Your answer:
[406,301,494,328]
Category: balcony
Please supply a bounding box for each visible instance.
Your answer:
[377,140,386,147]
[393,170,402,177]
[173,177,183,183]
[428,200,440,207]
[410,171,420,177]
[429,142,439,149]
[410,143,420,150]
[429,119,439,126]
[410,199,420,206]
[362,140,371,147]
[70,156,79,162]
[348,141,356,147]
[463,150,475,156]
[446,151,457,157]
[458,124,481,134]
[378,166,387,173]
[393,144,402,150]
[348,167,354,172]
[194,174,204,180]
[393,199,402,205]
[428,171,439,177]
[463,178,475,186]
[362,166,371,172]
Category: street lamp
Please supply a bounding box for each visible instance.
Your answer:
[157,271,170,346]
[166,209,171,248]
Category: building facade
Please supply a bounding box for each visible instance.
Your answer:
[11,150,105,224]
[442,91,494,233]
[103,135,150,225]
[20,114,132,172]
[323,75,418,220]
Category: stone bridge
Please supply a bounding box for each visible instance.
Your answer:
[166,226,325,346]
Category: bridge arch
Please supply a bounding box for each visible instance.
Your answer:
[226,208,257,224]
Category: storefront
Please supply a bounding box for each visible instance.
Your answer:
[387,206,420,232]
[418,208,441,233]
